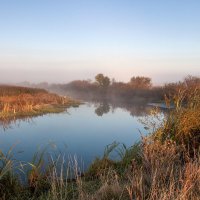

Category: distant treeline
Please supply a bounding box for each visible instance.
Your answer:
[18,74,200,103]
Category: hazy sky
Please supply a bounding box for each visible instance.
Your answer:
[0,0,200,85]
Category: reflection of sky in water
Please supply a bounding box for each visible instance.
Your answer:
[0,103,149,167]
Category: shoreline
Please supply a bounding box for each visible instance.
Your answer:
[0,101,81,121]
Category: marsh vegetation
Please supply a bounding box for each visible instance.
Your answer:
[0,85,80,120]
[0,77,199,199]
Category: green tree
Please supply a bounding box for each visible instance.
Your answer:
[95,74,110,88]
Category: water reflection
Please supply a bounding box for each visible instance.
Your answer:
[93,100,151,117]
[109,102,150,117]
[0,100,154,129]
[95,102,110,116]
[0,116,35,131]
[0,97,169,133]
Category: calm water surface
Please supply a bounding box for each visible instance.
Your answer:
[0,102,150,168]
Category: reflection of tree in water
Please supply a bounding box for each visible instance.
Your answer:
[126,104,150,117]
[109,101,150,117]
[94,100,150,117]
[95,102,110,116]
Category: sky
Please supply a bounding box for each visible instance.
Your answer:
[0,0,200,85]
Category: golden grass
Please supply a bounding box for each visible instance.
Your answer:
[0,85,80,120]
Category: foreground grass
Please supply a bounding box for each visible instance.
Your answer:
[0,86,199,200]
[0,85,80,120]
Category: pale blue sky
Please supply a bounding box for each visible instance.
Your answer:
[0,0,200,84]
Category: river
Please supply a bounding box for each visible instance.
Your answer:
[0,102,155,169]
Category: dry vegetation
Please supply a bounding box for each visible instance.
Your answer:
[0,79,200,200]
[0,85,80,120]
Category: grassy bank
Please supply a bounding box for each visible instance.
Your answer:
[0,85,80,120]
[0,87,199,199]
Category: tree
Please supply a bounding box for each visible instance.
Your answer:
[95,74,110,88]
[129,76,152,89]
[95,102,110,116]
[184,75,200,89]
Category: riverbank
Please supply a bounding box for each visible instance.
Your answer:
[0,85,80,120]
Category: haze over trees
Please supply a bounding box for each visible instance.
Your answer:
[17,74,200,104]
[55,74,162,102]
[129,76,152,89]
